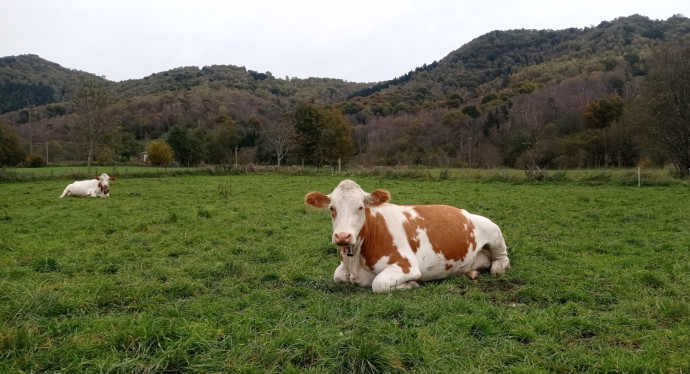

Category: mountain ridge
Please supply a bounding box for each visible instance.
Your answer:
[2,14,689,169]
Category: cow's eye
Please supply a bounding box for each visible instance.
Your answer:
[329,206,335,212]
[358,206,364,211]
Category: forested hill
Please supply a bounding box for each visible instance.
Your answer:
[0,55,370,115]
[2,14,690,170]
[0,55,109,113]
[2,14,688,114]
[345,14,690,110]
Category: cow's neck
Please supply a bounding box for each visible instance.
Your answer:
[357,208,394,270]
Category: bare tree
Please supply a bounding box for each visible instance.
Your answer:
[263,121,297,166]
[636,44,690,175]
[72,83,114,173]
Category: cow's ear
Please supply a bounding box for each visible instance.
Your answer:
[305,191,330,209]
[109,177,116,181]
[94,176,100,180]
[367,189,390,206]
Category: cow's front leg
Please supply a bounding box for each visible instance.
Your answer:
[333,263,350,283]
[371,265,421,293]
[350,269,375,288]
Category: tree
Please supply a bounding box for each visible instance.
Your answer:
[292,104,355,166]
[167,125,192,165]
[636,44,690,174]
[262,121,296,166]
[292,104,321,165]
[147,140,174,167]
[72,83,114,173]
[0,123,26,166]
[318,108,355,166]
[208,114,238,164]
[583,96,624,129]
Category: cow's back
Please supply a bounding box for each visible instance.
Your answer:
[401,205,478,280]
[359,204,479,281]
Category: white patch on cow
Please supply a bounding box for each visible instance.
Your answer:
[334,243,376,287]
[59,173,115,198]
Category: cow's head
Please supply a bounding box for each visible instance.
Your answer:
[305,180,390,250]
[95,173,115,195]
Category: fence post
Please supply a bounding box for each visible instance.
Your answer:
[637,167,641,187]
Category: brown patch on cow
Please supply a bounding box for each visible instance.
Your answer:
[445,264,453,271]
[403,211,421,253]
[402,205,477,262]
[305,191,330,209]
[367,189,391,206]
[358,208,411,274]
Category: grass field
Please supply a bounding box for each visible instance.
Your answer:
[1,173,689,373]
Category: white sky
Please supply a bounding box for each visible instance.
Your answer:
[2,0,688,83]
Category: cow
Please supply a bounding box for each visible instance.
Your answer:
[305,179,510,293]
[59,173,115,198]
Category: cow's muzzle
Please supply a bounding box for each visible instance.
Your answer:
[333,232,353,246]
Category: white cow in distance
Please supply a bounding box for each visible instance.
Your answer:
[59,173,116,198]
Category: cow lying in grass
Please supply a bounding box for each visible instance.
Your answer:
[305,179,510,293]
[59,173,115,198]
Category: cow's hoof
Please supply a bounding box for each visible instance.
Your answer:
[465,270,479,279]
[490,258,510,275]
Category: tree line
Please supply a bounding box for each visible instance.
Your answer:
[1,43,689,175]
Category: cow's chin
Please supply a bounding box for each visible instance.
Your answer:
[339,245,355,257]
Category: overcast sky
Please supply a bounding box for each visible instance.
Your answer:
[2,0,688,83]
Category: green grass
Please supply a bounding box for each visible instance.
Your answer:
[0,165,203,182]
[1,174,689,373]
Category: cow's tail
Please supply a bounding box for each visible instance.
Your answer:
[59,187,70,198]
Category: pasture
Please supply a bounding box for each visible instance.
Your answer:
[0,173,689,373]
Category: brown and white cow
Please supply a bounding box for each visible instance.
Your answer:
[305,179,510,293]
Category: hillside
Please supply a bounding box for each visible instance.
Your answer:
[0,54,110,113]
[1,14,689,169]
[345,14,690,114]
[0,55,370,115]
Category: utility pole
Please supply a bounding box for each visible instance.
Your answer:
[28,105,34,154]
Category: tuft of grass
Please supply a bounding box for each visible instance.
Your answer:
[32,258,58,273]
[197,209,212,218]
[217,180,232,199]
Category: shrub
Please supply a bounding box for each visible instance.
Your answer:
[25,153,45,168]
[147,140,174,167]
